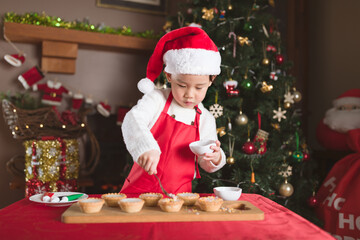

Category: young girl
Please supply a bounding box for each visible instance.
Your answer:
[120,26,226,195]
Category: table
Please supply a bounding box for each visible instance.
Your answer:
[0,193,334,240]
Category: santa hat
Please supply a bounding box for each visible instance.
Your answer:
[4,53,26,67]
[97,102,111,117]
[18,66,44,89]
[72,93,84,110]
[137,26,221,94]
[333,89,360,107]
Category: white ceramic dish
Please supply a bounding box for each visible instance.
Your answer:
[213,187,242,201]
[29,192,88,207]
[189,139,216,155]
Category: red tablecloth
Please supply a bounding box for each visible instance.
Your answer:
[0,193,333,240]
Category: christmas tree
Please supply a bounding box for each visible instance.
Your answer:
[166,0,319,223]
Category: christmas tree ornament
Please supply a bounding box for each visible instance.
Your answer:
[242,139,256,154]
[163,21,172,32]
[271,123,280,131]
[284,91,295,104]
[278,163,293,177]
[269,0,275,7]
[97,101,111,117]
[228,1,233,10]
[243,21,253,31]
[237,36,251,46]
[71,93,84,110]
[292,88,302,102]
[262,24,269,38]
[227,135,235,165]
[266,45,277,52]
[219,10,226,20]
[273,106,286,122]
[209,102,223,118]
[303,151,310,161]
[252,2,260,11]
[202,7,215,21]
[284,102,292,109]
[262,42,270,65]
[260,81,273,93]
[228,30,237,58]
[262,58,270,65]
[307,191,318,207]
[235,110,248,125]
[251,171,256,183]
[279,178,294,197]
[292,132,304,161]
[253,113,269,154]
[18,66,44,90]
[217,127,226,137]
[275,53,284,65]
[241,78,253,90]
[269,71,278,81]
[33,79,71,106]
[228,117,232,131]
[223,79,239,97]
[4,53,26,67]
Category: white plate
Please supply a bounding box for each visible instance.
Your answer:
[29,192,88,207]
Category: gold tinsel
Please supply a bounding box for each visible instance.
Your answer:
[24,139,79,191]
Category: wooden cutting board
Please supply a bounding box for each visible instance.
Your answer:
[62,200,264,223]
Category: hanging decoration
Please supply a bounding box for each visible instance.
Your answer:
[202,7,216,21]
[209,91,224,118]
[223,78,239,97]
[216,127,226,137]
[292,131,304,161]
[237,36,251,46]
[219,10,226,20]
[278,163,293,178]
[18,66,45,90]
[279,178,294,197]
[228,22,237,58]
[97,101,111,117]
[262,42,270,65]
[273,99,286,122]
[3,34,26,67]
[242,127,256,155]
[253,113,269,155]
[226,134,235,165]
[260,81,273,93]
[33,80,71,106]
[292,87,302,102]
[266,44,277,52]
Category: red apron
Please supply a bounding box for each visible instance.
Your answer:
[121,92,201,195]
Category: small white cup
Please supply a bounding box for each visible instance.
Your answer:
[213,186,242,201]
[189,139,216,156]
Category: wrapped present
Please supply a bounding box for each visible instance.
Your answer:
[24,138,79,197]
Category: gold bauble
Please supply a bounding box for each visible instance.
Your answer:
[227,156,235,165]
[262,58,270,65]
[279,180,294,197]
[284,102,291,109]
[235,112,248,125]
[293,90,302,102]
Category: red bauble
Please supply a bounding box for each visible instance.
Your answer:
[307,196,318,207]
[303,152,310,161]
[275,54,284,65]
[242,141,256,154]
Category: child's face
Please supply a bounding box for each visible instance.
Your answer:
[165,73,213,109]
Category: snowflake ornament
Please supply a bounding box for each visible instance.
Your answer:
[209,104,224,118]
[284,92,295,104]
[38,168,44,178]
[49,147,57,157]
[49,164,58,175]
[36,148,42,158]
[279,164,293,177]
[35,185,47,194]
[273,107,287,122]
[67,163,76,173]
[68,145,76,154]
[26,147,32,156]
[59,183,73,192]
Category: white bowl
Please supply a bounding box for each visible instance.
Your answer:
[189,140,216,155]
[213,186,242,201]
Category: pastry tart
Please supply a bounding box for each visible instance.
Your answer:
[101,193,127,207]
[119,198,145,213]
[139,193,163,207]
[198,196,223,212]
[158,198,184,212]
[78,198,105,213]
[176,192,199,206]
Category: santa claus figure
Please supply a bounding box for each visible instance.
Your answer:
[315,89,360,239]
[316,89,360,151]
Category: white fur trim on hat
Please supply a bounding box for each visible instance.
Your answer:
[97,103,110,117]
[138,78,155,94]
[333,97,360,107]
[4,55,22,67]
[163,48,221,76]
[18,75,30,89]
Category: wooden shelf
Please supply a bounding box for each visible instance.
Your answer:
[3,22,157,73]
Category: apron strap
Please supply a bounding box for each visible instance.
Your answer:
[194,105,202,179]
[162,92,173,114]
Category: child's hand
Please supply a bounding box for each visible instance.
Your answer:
[138,150,160,175]
[202,140,222,165]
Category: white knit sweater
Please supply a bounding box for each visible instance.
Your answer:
[121,88,226,173]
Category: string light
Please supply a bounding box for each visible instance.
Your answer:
[80,123,85,127]
[39,124,44,128]
[62,125,66,129]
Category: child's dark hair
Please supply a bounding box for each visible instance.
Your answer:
[210,75,216,83]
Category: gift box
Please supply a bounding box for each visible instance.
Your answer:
[24,138,79,197]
